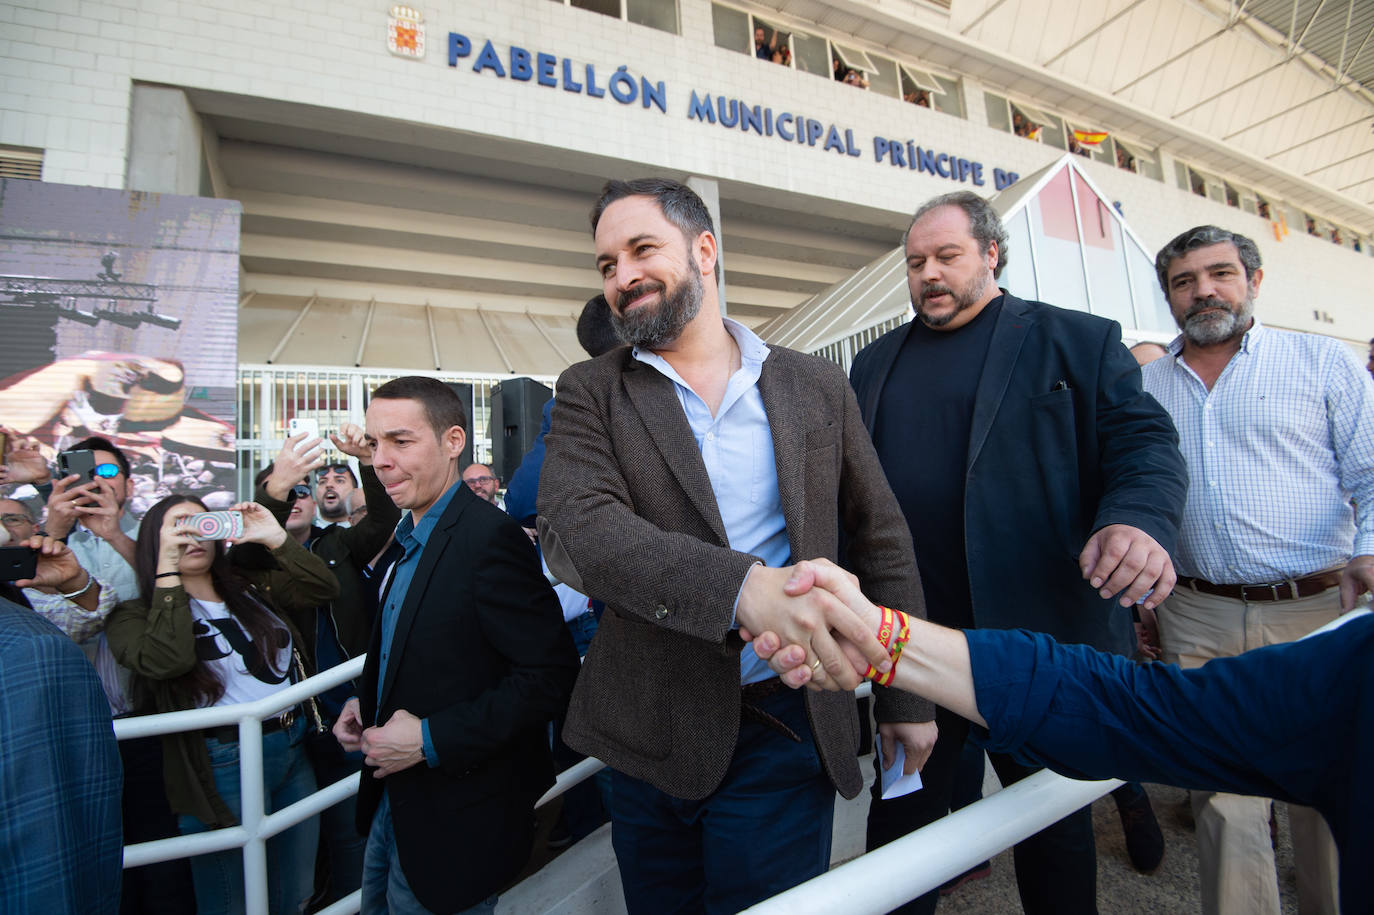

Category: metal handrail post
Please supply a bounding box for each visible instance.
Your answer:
[238,715,269,915]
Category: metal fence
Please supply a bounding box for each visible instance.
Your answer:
[114,667,1123,915]
[234,365,559,501]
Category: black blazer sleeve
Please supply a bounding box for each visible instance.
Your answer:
[426,521,579,774]
[1086,320,1187,555]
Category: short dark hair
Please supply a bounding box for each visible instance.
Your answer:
[0,496,38,522]
[70,435,130,478]
[369,376,467,441]
[577,295,621,357]
[590,178,722,284]
[1155,225,1262,294]
[906,191,1009,279]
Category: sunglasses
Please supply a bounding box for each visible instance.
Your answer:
[316,464,351,479]
[291,483,313,500]
[93,463,121,479]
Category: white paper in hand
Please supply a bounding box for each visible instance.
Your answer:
[878,739,924,799]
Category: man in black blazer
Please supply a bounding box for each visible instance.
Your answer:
[848,191,1186,915]
[334,376,579,914]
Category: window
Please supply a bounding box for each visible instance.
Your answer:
[710,5,798,68]
[1112,137,1162,182]
[1186,166,1223,202]
[986,92,1013,133]
[752,19,795,67]
[902,67,961,116]
[711,3,750,54]
[1067,123,1110,163]
[832,43,877,76]
[1174,160,1191,193]
[570,0,619,15]
[1012,102,1066,149]
[868,54,900,99]
[791,30,829,77]
[627,0,677,33]
[928,74,962,117]
[0,146,42,180]
[555,0,679,34]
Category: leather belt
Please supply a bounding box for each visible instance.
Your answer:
[740,678,801,743]
[1180,570,1342,603]
[204,707,297,744]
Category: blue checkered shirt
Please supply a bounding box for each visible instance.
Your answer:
[1141,319,1374,583]
[0,596,122,913]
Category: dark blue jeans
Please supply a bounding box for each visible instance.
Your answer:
[177,719,319,915]
[361,793,497,914]
[610,685,835,915]
[305,730,367,904]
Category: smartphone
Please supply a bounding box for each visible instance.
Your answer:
[180,510,245,541]
[58,449,97,481]
[288,417,322,453]
[0,431,8,460]
[0,545,37,582]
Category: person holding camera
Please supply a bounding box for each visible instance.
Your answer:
[255,421,400,905]
[106,496,339,915]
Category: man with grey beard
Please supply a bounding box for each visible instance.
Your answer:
[538,177,932,913]
[849,191,1186,914]
[1140,224,1374,915]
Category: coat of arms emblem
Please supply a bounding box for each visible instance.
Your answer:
[387,5,425,59]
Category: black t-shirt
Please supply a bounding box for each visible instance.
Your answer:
[871,295,1003,629]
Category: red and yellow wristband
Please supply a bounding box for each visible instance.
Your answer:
[864,605,911,687]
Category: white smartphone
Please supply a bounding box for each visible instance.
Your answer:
[288,417,322,452]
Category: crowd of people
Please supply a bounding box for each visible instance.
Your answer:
[3,174,1371,915]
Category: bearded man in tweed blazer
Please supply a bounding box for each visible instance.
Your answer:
[538,178,933,914]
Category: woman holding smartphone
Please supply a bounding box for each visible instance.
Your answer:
[107,496,339,915]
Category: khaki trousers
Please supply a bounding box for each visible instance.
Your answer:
[1156,584,1342,915]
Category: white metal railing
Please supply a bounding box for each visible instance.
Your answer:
[114,664,1123,915]
[111,652,609,915]
[743,770,1119,914]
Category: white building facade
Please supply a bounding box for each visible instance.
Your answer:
[3,0,1372,465]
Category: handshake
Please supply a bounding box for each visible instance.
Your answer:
[737,558,907,692]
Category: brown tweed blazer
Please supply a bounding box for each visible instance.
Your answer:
[537,343,930,801]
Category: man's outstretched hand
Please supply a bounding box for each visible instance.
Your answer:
[736,562,889,691]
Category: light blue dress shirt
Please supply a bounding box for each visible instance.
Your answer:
[633,318,788,684]
[1141,319,1374,583]
[377,478,464,766]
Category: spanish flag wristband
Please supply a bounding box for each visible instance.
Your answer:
[865,606,911,686]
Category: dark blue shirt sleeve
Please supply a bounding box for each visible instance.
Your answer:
[963,622,1366,810]
[504,397,554,527]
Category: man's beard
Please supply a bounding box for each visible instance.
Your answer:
[912,271,991,329]
[318,489,347,520]
[1178,293,1253,347]
[611,269,703,350]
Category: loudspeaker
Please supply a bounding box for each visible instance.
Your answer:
[443,382,474,470]
[491,377,552,483]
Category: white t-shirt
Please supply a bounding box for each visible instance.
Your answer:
[189,598,294,707]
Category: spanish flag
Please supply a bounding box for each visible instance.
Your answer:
[1072,128,1109,147]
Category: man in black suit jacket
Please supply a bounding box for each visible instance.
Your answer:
[847,191,1186,915]
[334,376,579,914]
